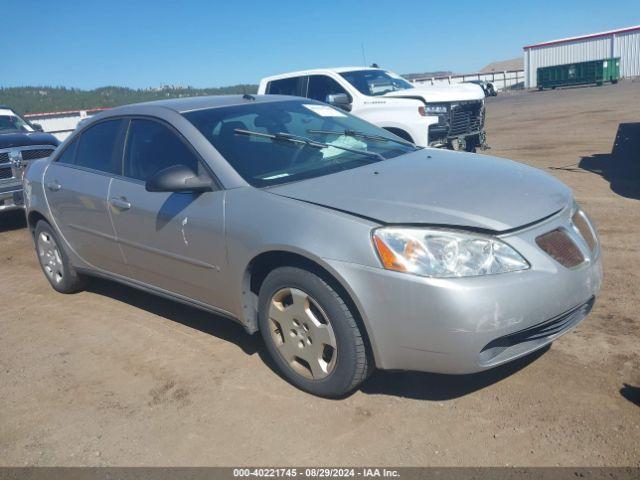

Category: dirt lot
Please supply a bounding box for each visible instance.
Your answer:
[1,82,639,467]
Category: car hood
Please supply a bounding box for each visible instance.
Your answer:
[384,83,484,103]
[267,149,571,232]
[0,131,59,149]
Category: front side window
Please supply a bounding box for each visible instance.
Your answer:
[266,77,304,96]
[0,108,34,133]
[307,75,350,103]
[74,119,125,174]
[340,70,413,96]
[56,138,78,165]
[123,119,202,182]
[184,100,417,187]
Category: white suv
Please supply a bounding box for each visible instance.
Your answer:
[258,67,486,151]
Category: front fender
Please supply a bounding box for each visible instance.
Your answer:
[23,158,53,232]
[223,187,381,327]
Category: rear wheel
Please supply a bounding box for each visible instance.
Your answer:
[258,267,370,397]
[34,221,86,293]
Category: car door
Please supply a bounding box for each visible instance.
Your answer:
[43,119,129,274]
[108,117,229,310]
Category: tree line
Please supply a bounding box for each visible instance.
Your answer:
[0,85,259,115]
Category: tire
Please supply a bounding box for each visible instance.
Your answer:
[258,266,370,397]
[34,220,87,294]
[383,128,413,143]
[465,135,479,153]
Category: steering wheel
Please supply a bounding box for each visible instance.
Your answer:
[288,142,311,167]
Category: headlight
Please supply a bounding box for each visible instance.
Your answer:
[372,227,529,278]
[419,104,448,117]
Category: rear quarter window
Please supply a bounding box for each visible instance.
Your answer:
[266,77,304,96]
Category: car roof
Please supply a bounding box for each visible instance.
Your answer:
[101,94,303,115]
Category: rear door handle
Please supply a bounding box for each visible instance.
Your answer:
[46,181,62,192]
[110,197,131,211]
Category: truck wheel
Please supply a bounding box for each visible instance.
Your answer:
[382,128,413,143]
[465,136,479,153]
[258,266,371,397]
[34,221,87,294]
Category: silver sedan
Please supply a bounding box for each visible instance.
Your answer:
[24,95,602,397]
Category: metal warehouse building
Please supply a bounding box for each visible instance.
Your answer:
[524,25,640,88]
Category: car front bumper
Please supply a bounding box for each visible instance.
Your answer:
[326,209,603,374]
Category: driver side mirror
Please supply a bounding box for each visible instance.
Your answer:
[325,93,352,112]
[31,123,44,132]
[145,164,213,193]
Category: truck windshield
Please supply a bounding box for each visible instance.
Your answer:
[184,99,416,187]
[0,110,34,133]
[340,70,414,96]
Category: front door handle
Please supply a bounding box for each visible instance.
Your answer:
[46,180,62,192]
[110,197,131,211]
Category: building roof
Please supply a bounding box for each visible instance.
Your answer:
[524,25,640,50]
[480,58,524,73]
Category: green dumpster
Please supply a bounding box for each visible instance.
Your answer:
[537,58,620,90]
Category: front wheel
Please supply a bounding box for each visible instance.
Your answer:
[258,267,371,397]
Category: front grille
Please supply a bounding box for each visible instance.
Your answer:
[536,228,585,268]
[21,148,54,161]
[479,297,594,363]
[0,152,8,163]
[572,211,597,253]
[449,101,484,137]
[0,166,12,180]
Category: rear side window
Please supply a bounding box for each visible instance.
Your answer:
[266,77,304,96]
[56,138,78,165]
[75,120,126,175]
[123,119,202,182]
[307,75,350,103]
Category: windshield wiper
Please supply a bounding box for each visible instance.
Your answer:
[307,128,419,149]
[234,129,385,161]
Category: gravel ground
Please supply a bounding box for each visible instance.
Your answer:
[1,81,639,466]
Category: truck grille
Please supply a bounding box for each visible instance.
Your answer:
[0,166,12,180]
[449,101,484,137]
[21,148,55,161]
[0,146,56,182]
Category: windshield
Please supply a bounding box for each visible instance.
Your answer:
[184,100,417,187]
[340,70,414,96]
[0,109,34,133]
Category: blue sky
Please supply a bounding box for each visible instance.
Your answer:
[3,0,638,89]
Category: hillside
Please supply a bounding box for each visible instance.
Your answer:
[0,85,259,115]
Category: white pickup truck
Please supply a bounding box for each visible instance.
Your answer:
[258,67,487,151]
